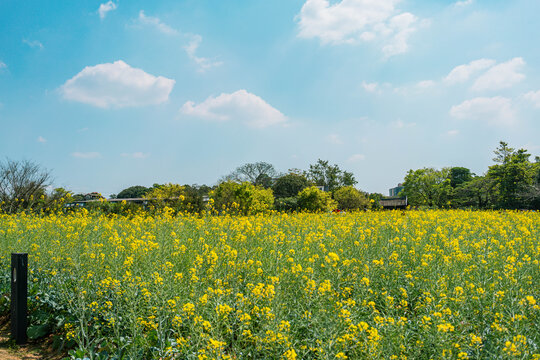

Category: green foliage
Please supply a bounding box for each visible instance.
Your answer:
[402,168,452,208]
[145,183,186,212]
[448,167,473,188]
[211,181,274,215]
[272,172,311,199]
[399,142,539,210]
[368,193,384,210]
[183,184,213,212]
[274,197,299,212]
[452,176,497,209]
[45,187,74,212]
[333,186,370,210]
[84,200,143,215]
[488,143,536,209]
[297,186,336,212]
[116,185,150,199]
[305,159,357,192]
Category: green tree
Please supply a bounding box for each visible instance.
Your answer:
[333,186,370,210]
[521,160,540,209]
[305,159,357,191]
[297,186,336,212]
[453,176,497,209]
[368,193,384,210]
[274,197,299,212]
[182,184,213,212]
[448,167,473,188]
[117,185,150,199]
[487,142,535,209]
[145,183,186,211]
[45,187,74,212]
[210,181,274,215]
[272,172,311,199]
[401,167,451,207]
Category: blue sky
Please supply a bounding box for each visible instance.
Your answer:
[1,0,539,196]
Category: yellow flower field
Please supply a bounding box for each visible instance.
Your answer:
[0,209,538,359]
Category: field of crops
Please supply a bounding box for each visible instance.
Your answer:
[0,210,538,359]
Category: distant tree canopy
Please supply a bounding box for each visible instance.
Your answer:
[272,172,311,199]
[448,167,473,188]
[222,162,278,188]
[297,186,336,212]
[144,183,186,212]
[117,185,150,199]
[487,142,537,209]
[305,159,357,192]
[6,140,538,214]
[333,186,370,210]
[211,181,274,215]
[401,167,451,208]
[402,141,540,210]
[183,184,214,212]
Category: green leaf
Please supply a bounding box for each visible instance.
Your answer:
[27,324,49,339]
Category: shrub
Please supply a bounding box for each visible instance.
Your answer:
[211,181,274,215]
[333,186,370,210]
[297,186,336,212]
[274,197,299,212]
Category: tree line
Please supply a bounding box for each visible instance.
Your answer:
[1,141,538,214]
[401,141,540,210]
[107,159,369,214]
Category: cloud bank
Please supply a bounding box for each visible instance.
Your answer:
[296,0,423,57]
[450,96,515,126]
[470,57,525,92]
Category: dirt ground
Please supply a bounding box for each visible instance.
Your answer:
[0,319,65,360]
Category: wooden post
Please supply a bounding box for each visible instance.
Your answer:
[11,253,28,345]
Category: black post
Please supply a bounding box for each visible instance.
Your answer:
[11,253,28,345]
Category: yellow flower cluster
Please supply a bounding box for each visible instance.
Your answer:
[0,209,538,359]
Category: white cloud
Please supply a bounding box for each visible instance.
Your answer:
[72,152,101,159]
[184,35,223,72]
[98,1,117,19]
[381,12,420,58]
[454,0,473,7]
[22,39,43,49]
[296,0,422,57]
[0,61,6,69]
[390,119,416,128]
[348,154,366,162]
[444,59,495,85]
[37,136,47,143]
[362,81,380,93]
[60,60,175,108]
[181,90,286,128]
[446,130,459,136]
[121,152,149,159]
[136,12,221,71]
[450,96,515,125]
[471,57,525,92]
[417,80,435,88]
[138,11,179,35]
[524,90,540,108]
[327,134,343,144]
